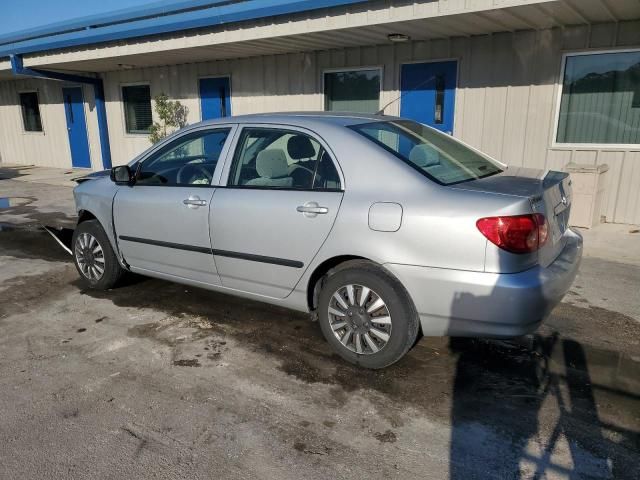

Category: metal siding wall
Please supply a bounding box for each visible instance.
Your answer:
[0,78,89,169]
[0,78,103,170]
[101,22,638,223]
[1,19,639,223]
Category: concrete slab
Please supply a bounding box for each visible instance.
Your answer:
[0,163,92,188]
[0,178,77,228]
[578,223,640,267]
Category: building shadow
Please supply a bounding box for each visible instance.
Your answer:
[448,291,640,478]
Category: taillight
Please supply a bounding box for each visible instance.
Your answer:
[476,214,548,254]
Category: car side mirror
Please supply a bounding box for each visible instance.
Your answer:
[110,165,134,185]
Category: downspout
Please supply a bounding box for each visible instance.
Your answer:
[9,54,113,170]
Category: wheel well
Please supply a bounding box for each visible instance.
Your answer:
[307,255,370,311]
[77,210,97,224]
[306,256,424,337]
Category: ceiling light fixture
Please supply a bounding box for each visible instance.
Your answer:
[388,33,410,43]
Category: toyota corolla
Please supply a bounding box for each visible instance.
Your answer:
[72,113,582,368]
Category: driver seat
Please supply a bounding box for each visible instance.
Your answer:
[287,135,316,188]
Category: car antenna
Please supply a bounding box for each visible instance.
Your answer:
[376,74,436,116]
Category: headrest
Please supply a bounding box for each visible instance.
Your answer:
[287,135,316,159]
[256,149,289,179]
[409,144,440,168]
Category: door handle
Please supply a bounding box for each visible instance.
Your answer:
[183,195,207,208]
[297,202,328,217]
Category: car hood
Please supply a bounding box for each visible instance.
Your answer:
[73,169,110,184]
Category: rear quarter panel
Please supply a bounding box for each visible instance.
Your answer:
[294,125,537,305]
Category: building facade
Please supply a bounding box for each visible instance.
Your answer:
[0,0,639,224]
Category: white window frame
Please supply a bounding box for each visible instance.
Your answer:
[322,66,384,114]
[18,89,45,135]
[552,47,640,150]
[120,82,153,137]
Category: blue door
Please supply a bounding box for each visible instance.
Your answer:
[200,77,231,121]
[400,61,457,134]
[63,87,91,169]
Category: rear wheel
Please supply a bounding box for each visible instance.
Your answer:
[72,220,124,290]
[317,261,419,369]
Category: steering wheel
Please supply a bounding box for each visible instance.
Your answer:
[177,160,213,185]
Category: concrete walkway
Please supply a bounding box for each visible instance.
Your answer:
[0,163,93,188]
[0,164,79,227]
[580,223,640,267]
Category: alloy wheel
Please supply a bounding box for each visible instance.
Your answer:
[328,284,392,355]
[74,232,105,281]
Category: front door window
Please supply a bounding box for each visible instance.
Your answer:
[137,128,231,186]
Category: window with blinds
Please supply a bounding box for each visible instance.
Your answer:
[19,92,43,132]
[557,50,640,145]
[122,85,153,134]
[324,69,381,114]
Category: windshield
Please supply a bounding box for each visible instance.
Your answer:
[349,120,502,186]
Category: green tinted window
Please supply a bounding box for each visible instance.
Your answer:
[324,70,381,114]
[557,51,640,144]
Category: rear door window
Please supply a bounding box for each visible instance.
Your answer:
[227,127,341,190]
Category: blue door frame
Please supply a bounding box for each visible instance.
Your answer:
[400,61,457,134]
[62,87,92,169]
[200,77,231,121]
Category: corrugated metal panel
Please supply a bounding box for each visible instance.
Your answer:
[1,19,639,223]
[0,79,100,170]
[101,19,640,225]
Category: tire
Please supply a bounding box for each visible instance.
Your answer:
[317,261,419,369]
[72,219,125,290]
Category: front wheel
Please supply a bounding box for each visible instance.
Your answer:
[72,219,125,290]
[317,261,419,369]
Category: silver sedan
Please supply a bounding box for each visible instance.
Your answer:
[72,113,582,369]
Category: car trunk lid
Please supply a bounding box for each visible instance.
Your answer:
[451,167,572,267]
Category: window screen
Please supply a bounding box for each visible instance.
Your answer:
[122,85,153,134]
[324,70,381,114]
[19,92,43,132]
[557,51,640,144]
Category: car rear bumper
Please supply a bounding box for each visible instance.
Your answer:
[384,228,583,337]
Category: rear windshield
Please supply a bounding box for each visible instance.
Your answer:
[349,120,503,186]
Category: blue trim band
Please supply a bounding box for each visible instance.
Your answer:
[0,0,368,57]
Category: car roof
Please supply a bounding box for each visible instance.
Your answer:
[196,111,400,129]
